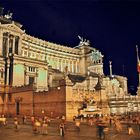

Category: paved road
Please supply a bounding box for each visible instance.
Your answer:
[0,119,140,140]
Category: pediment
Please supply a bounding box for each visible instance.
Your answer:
[0,23,25,34]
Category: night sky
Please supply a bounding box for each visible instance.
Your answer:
[1,0,140,94]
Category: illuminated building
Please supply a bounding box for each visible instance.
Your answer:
[0,11,138,119]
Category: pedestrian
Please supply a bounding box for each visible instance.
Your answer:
[89,117,93,126]
[34,119,41,134]
[22,115,27,124]
[31,116,35,126]
[59,122,65,136]
[114,119,122,132]
[97,120,105,140]
[128,124,134,135]
[75,119,80,132]
[14,117,19,131]
[42,121,48,135]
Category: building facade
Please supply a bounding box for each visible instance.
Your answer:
[0,13,138,120]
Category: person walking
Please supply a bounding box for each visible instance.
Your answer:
[128,124,134,135]
[97,120,105,140]
[42,121,48,135]
[75,119,81,132]
[14,117,19,131]
[114,119,122,132]
[22,115,27,124]
[31,116,35,126]
[59,122,65,136]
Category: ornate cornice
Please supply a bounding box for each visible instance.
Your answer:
[13,55,48,67]
[0,22,25,35]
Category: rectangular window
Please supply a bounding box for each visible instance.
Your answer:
[15,36,19,54]
[29,77,34,85]
[28,66,36,72]
[9,37,13,54]
[2,32,8,57]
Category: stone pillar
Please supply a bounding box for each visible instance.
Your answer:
[45,68,48,91]
[65,76,74,120]
[65,60,67,71]
[72,61,74,73]
[76,61,78,73]
[109,61,112,77]
[68,61,70,72]
[12,36,15,54]
[18,36,22,55]
[6,61,10,85]
[61,59,63,71]
[26,75,29,85]
[6,36,9,58]
[57,59,59,69]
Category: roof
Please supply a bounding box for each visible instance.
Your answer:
[68,74,86,83]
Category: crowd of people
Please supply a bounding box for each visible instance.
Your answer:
[0,113,140,139]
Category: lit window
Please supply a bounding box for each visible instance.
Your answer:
[28,66,36,72]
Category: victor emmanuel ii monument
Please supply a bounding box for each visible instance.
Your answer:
[0,10,139,120]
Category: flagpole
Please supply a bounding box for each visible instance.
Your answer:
[136,45,140,94]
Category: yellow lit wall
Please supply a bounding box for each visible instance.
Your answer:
[13,64,24,86]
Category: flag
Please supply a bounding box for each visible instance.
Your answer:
[136,45,140,73]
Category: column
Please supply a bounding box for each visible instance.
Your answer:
[109,61,112,77]
[26,75,29,85]
[65,60,67,70]
[12,36,15,54]
[18,36,21,55]
[57,59,59,69]
[61,59,63,71]
[68,61,70,72]
[76,61,78,73]
[72,61,74,73]
[6,36,9,57]
[6,61,10,85]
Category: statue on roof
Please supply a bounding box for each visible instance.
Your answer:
[90,50,103,64]
[4,10,13,19]
[78,35,90,46]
